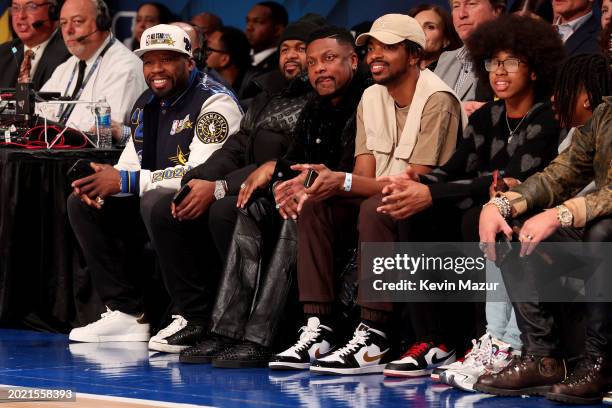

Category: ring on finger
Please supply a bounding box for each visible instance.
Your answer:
[95,196,105,206]
[240,183,246,190]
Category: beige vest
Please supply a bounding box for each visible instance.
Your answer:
[363,69,468,177]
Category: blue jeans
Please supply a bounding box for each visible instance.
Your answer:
[486,261,522,350]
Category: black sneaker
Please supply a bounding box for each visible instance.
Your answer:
[212,340,273,368]
[148,315,206,353]
[269,317,335,370]
[310,323,391,375]
[384,341,455,377]
[179,334,236,364]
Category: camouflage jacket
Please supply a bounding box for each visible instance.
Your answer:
[504,96,612,227]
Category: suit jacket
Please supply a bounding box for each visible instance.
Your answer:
[435,48,474,102]
[434,47,493,102]
[0,29,71,90]
[564,14,601,57]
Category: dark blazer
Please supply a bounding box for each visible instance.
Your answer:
[564,13,601,57]
[0,29,71,90]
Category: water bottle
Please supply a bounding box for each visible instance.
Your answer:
[94,98,112,149]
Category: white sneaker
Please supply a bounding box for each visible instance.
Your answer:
[69,307,150,342]
[438,333,491,384]
[269,317,335,370]
[310,323,391,375]
[148,315,188,353]
[447,335,514,392]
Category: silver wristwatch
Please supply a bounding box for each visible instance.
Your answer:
[555,204,573,228]
[214,180,228,201]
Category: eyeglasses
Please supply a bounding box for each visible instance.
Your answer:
[11,1,52,14]
[204,47,228,56]
[484,58,525,73]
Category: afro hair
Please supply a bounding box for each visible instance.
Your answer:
[466,14,566,101]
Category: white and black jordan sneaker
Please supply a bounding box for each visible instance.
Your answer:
[269,317,335,370]
[384,341,455,377]
[310,323,391,375]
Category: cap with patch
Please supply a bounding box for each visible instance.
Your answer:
[355,14,426,49]
[135,24,193,58]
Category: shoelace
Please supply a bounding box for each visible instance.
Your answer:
[401,342,431,358]
[156,315,187,338]
[87,306,118,326]
[334,330,368,357]
[292,325,321,353]
[464,336,493,367]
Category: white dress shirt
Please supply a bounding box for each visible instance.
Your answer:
[554,12,593,43]
[39,35,147,132]
[251,47,276,66]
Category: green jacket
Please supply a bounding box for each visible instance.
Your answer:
[505,96,612,227]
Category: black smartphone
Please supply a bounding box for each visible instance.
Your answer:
[304,169,319,188]
[494,233,514,267]
[172,184,191,205]
[67,159,95,183]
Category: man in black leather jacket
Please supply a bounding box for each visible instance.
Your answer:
[179,26,372,368]
[144,17,321,354]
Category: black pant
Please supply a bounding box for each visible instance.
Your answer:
[67,191,154,315]
[146,192,239,325]
[503,217,612,358]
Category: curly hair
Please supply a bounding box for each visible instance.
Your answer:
[466,14,565,101]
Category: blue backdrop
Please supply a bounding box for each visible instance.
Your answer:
[111,0,449,33]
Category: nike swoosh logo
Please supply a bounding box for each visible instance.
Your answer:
[363,349,388,363]
[431,352,452,365]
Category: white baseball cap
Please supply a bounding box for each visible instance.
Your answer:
[355,14,426,49]
[135,24,193,58]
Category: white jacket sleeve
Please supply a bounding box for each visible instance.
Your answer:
[128,93,242,195]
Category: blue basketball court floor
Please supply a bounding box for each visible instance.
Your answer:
[0,328,606,407]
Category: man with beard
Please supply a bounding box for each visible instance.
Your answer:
[173,25,370,368]
[269,14,465,374]
[38,0,146,141]
[141,17,322,356]
[66,24,242,344]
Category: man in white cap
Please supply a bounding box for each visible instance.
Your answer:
[67,24,242,343]
[268,14,466,375]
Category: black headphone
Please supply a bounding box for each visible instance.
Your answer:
[94,0,112,32]
[192,28,206,69]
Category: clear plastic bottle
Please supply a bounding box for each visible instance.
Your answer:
[94,98,112,149]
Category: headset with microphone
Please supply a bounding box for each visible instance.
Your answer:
[25,0,59,30]
[72,0,112,42]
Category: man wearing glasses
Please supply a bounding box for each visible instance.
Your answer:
[204,26,256,103]
[0,0,70,90]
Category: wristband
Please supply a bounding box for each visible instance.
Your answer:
[343,172,352,192]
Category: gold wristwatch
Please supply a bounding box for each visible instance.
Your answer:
[555,204,573,228]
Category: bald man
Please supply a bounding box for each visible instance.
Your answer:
[39,0,146,140]
[190,12,222,39]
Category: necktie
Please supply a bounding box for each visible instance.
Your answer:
[71,60,87,99]
[18,50,35,84]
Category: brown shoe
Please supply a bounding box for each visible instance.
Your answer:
[546,356,612,405]
[474,354,567,396]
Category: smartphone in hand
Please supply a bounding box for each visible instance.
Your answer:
[172,184,191,205]
[304,169,319,188]
[67,159,95,184]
